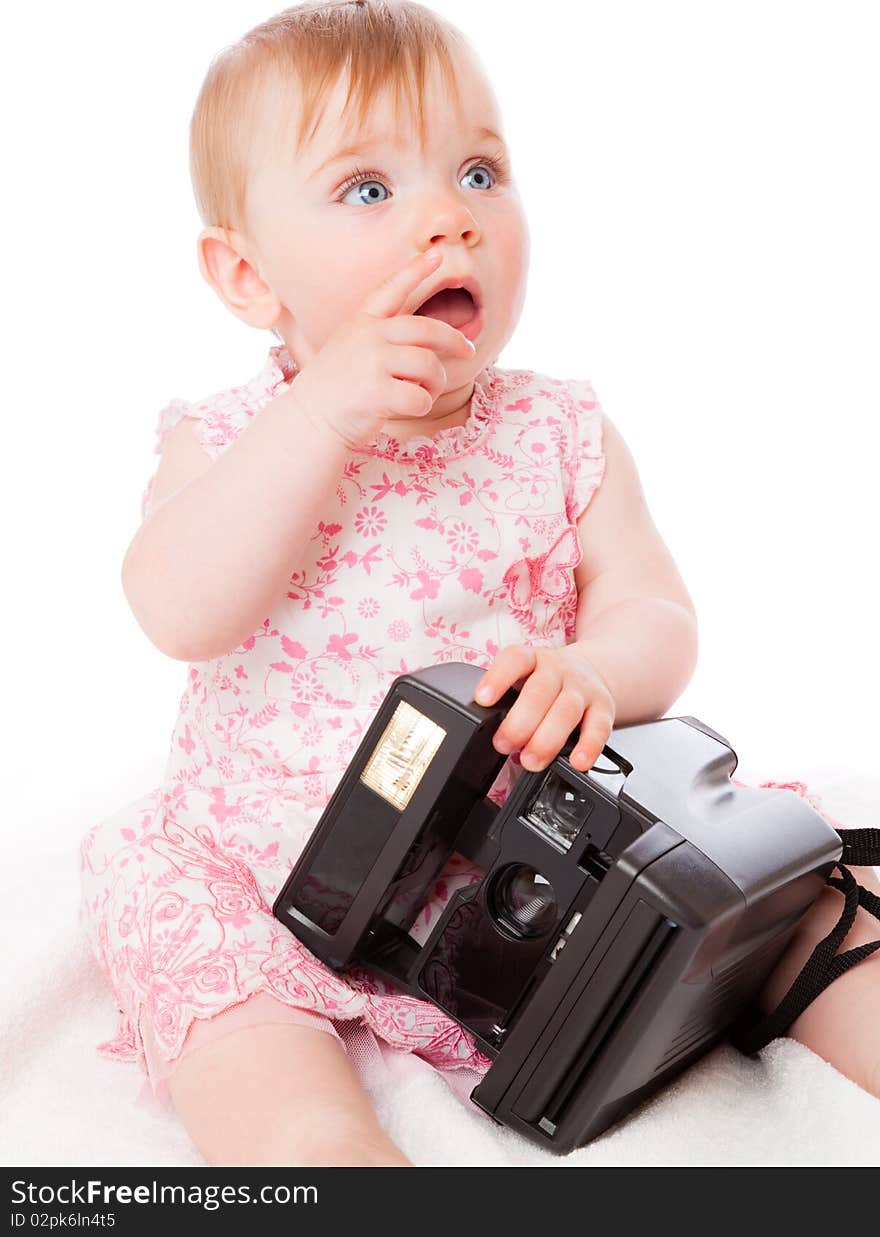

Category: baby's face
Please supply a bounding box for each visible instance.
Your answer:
[241,43,529,385]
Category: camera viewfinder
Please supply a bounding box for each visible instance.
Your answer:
[524,769,593,851]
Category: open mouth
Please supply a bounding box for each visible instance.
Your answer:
[415,286,476,327]
[413,284,483,342]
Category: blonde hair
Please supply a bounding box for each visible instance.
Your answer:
[190,0,469,236]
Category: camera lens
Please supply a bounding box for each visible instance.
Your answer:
[491,864,557,938]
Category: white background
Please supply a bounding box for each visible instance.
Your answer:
[2,0,878,853]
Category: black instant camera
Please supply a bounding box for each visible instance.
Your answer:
[273,662,842,1153]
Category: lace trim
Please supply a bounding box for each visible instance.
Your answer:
[261,343,500,464]
[97,973,492,1079]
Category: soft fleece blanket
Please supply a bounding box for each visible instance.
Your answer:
[2,761,879,1168]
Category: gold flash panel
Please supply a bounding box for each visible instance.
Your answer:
[360,700,446,810]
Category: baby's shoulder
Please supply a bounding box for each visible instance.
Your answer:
[491,364,601,412]
[486,365,605,525]
[153,345,295,462]
[489,364,604,441]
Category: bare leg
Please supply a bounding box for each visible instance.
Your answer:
[758,864,880,1098]
[162,1013,412,1168]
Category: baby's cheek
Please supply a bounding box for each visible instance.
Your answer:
[492,206,530,322]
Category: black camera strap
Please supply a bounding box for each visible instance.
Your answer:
[730,827,880,1055]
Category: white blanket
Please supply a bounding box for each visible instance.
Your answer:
[3,764,879,1168]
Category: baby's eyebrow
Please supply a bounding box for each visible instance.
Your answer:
[307,124,506,180]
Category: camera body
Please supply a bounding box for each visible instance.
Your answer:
[273,662,841,1153]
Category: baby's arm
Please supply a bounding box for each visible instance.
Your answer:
[124,251,470,663]
[123,389,350,661]
[568,413,699,724]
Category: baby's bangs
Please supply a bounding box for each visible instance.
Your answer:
[291,29,466,159]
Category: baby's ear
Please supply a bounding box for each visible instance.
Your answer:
[196,226,281,330]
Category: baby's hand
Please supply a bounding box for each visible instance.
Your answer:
[287,248,476,450]
[474,644,616,773]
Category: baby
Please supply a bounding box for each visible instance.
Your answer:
[79,0,880,1167]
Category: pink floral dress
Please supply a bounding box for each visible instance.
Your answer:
[78,343,853,1116]
[77,342,606,1106]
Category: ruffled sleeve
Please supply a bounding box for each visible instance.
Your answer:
[561,377,606,524]
[139,345,298,521]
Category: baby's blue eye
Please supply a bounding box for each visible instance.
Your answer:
[341,178,389,206]
[337,160,502,206]
[461,163,496,192]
